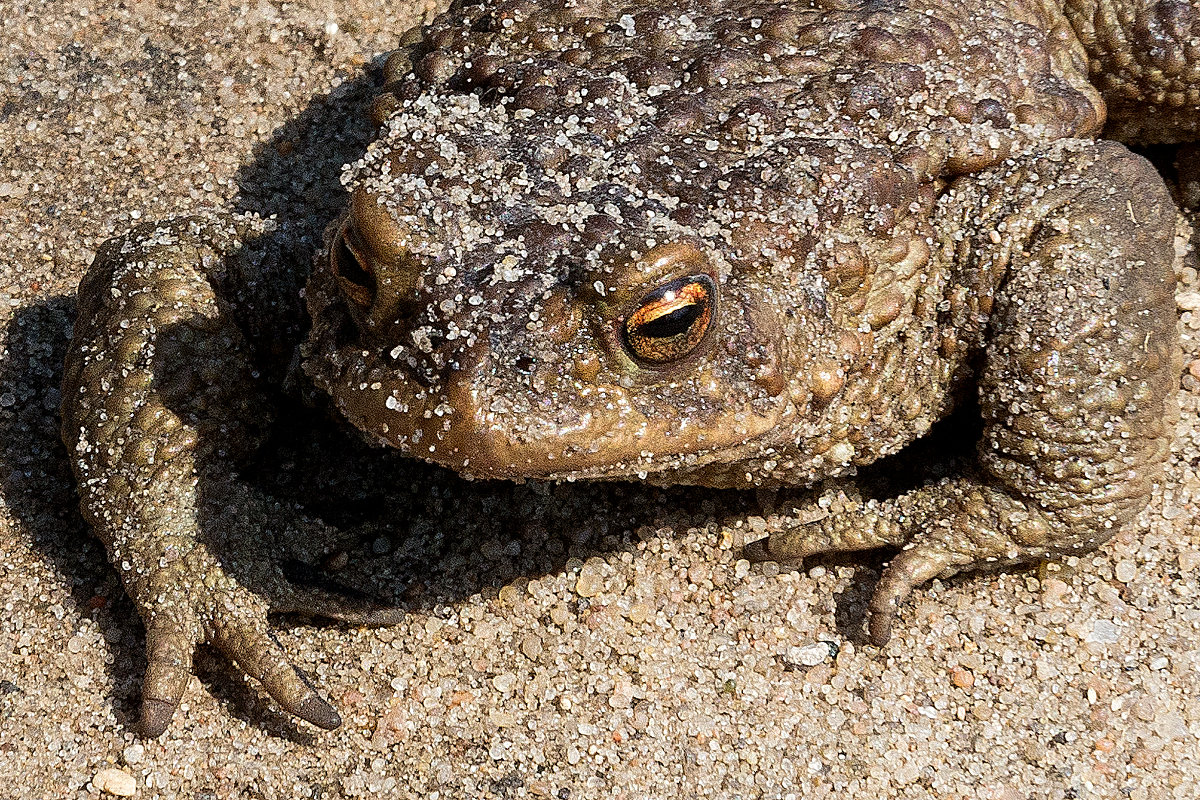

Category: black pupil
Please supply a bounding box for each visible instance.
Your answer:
[638,302,702,339]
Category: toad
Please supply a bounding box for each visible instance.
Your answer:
[62,0,1196,735]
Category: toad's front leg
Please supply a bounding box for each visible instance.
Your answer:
[749,142,1181,644]
[62,215,401,736]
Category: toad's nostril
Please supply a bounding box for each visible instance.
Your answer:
[331,227,377,308]
[348,188,424,314]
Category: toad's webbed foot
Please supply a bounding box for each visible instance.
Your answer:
[749,142,1181,645]
[62,215,401,735]
[744,479,1049,645]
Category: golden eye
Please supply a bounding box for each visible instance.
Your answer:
[622,274,716,364]
[331,224,376,307]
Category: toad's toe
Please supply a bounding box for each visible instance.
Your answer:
[866,541,965,646]
[211,607,342,730]
[141,613,198,737]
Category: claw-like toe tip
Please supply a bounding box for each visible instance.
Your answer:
[141,698,176,738]
[866,612,894,647]
[296,696,342,730]
[742,538,770,563]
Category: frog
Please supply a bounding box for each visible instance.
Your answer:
[61,0,1196,736]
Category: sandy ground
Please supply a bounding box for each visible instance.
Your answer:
[1,2,1198,798]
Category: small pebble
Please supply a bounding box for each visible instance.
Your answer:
[520,633,543,660]
[93,768,137,797]
[1085,619,1121,644]
[790,642,832,667]
[1152,711,1188,741]
[575,573,603,598]
[121,744,145,766]
[626,601,651,624]
[1113,560,1136,583]
[1176,291,1200,310]
[950,666,975,689]
[371,702,409,748]
[549,605,571,626]
[1041,577,1070,606]
[498,583,523,605]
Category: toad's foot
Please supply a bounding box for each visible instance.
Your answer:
[745,479,1072,646]
[137,478,405,737]
[62,215,401,735]
[748,142,1180,646]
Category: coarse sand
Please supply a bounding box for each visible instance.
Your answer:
[1,2,1198,798]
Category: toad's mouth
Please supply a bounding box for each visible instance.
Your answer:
[304,332,787,483]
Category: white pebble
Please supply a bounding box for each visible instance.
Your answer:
[122,744,145,765]
[1085,619,1121,644]
[1176,291,1200,311]
[94,767,137,797]
[790,642,832,667]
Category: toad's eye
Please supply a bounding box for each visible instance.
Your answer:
[622,274,716,365]
[331,224,376,308]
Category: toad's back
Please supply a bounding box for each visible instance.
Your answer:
[381,0,1104,172]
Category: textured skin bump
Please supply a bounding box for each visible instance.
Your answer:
[1066,0,1200,142]
[63,0,1194,733]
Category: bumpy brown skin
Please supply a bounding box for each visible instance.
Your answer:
[63,0,1194,735]
[1065,0,1200,142]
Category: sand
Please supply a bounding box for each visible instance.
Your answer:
[1,2,1197,798]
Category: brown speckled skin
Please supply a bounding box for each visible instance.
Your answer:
[62,0,1194,735]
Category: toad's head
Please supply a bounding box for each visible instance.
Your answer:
[303,88,921,483]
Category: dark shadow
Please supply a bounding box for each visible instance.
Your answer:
[0,296,145,725]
